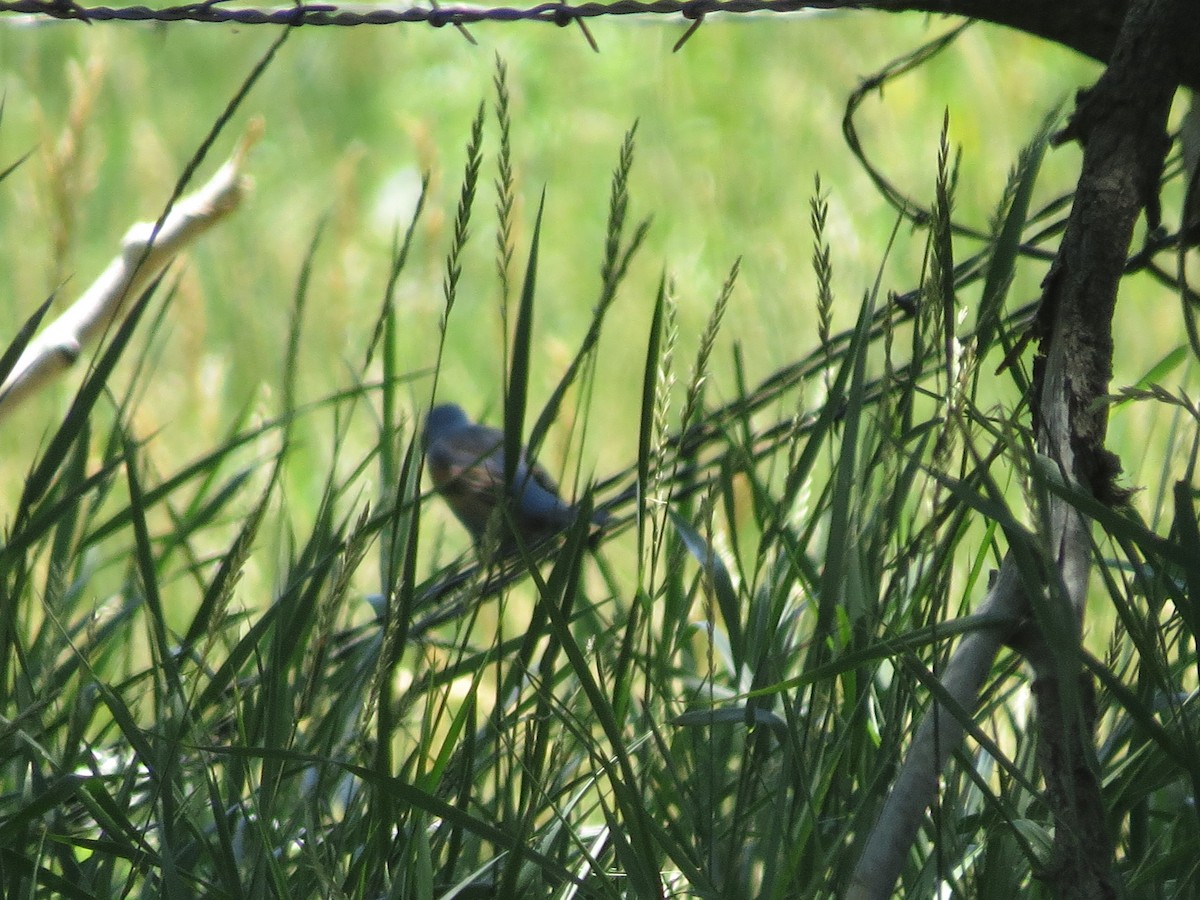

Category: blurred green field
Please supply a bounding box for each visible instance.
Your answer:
[0,14,1174,569]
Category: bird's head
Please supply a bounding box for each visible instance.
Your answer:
[424,403,471,448]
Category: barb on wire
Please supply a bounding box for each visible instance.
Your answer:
[672,1,704,51]
[427,0,478,44]
[575,13,599,51]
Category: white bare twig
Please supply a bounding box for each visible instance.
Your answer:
[0,120,260,421]
[845,558,1026,900]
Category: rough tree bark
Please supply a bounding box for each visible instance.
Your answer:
[1018,1,1191,895]
[875,1,1200,92]
[876,1,1194,84]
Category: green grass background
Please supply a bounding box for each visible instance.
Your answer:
[7,14,1171,583]
[0,15,1110,464]
[0,13,1184,641]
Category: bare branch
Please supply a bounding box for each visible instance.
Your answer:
[1017,1,1187,894]
[0,121,260,421]
[846,559,1026,900]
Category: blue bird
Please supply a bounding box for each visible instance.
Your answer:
[423,403,604,547]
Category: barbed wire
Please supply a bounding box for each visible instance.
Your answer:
[0,0,846,27]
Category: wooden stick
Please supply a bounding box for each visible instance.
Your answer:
[0,119,260,420]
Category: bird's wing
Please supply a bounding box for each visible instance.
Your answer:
[431,424,563,492]
[510,456,576,530]
[427,421,576,536]
[531,457,563,492]
[426,425,504,494]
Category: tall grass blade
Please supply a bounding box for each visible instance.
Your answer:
[504,189,544,491]
[974,108,1055,361]
[0,294,54,393]
[637,275,667,563]
[17,271,165,515]
[669,508,743,670]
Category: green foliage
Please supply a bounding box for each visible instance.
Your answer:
[0,25,1199,900]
